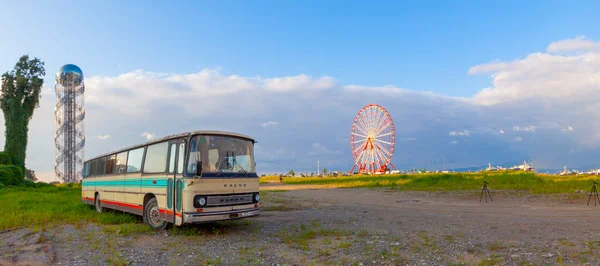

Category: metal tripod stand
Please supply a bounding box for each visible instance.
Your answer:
[479,181,492,202]
[587,181,599,206]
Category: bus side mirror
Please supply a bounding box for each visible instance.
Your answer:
[196,161,203,176]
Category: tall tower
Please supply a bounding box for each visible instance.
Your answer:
[55,64,85,183]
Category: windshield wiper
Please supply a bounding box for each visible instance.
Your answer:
[214,159,227,177]
[232,157,249,178]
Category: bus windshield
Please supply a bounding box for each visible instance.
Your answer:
[187,135,256,176]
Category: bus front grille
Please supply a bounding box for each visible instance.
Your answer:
[207,194,253,206]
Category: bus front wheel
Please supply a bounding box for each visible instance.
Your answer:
[144,198,168,230]
[94,194,103,214]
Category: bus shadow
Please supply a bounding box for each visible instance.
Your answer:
[169,219,256,236]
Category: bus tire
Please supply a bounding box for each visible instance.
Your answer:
[94,193,103,214]
[144,197,167,230]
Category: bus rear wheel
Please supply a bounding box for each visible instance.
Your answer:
[144,197,168,230]
[94,194,103,213]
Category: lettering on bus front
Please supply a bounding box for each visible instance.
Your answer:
[224,184,247,187]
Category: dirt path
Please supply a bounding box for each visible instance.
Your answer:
[2,186,600,265]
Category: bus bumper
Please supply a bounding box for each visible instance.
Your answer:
[182,207,260,223]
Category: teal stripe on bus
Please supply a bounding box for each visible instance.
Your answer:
[83,178,169,187]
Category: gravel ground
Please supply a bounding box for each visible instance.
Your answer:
[2,186,600,265]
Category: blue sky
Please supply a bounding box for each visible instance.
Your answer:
[2,1,600,181]
[2,1,599,96]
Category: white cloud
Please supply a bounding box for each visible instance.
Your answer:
[264,74,335,92]
[469,39,600,106]
[141,132,157,140]
[261,121,277,128]
[547,35,600,53]
[514,137,523,142]
[468,61,509,75]
[449,130,470,137]
[97,135,111,140]
[562,126,574,132]
[512,126,536,132]
[499,130,504,134]
[85,69,335,117]
[449,140,458,144]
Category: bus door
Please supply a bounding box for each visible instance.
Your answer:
[167,139,186,226]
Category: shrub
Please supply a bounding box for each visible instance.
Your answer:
[21,179,37,188]
[0,165,23,186]
[0,152,12,165]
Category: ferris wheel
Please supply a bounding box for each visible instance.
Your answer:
[350,104,396,174]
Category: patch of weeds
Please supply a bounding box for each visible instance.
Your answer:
[558,239,575,247]
[357,230,369,237]
[117,223,151,236]
[362,242,375,254]
[211,226,221,236]
[478,254,503,266]
[206,256,223,265]
[317,249,331,257]
[418,231,438,250]
[170,226,206,236]
[262,205,292,212]
[487,240,505,251]
[278,222,347,251]
[444,235,455,243]
[380,249,390,259]
[108,253,128,266]
[239,246,252,256]
[338,241,351,249]
[580,241,598,255]
[98,212,139,225]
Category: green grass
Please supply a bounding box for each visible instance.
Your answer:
[261,171,599,194]
[278,220,349,251]
[0,184,138,231]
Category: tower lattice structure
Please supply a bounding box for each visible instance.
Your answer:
[54,64,85,183]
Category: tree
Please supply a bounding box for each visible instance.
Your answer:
[322,168,328,174]
[25,168,37,181]
[0,55,45,175]
[288,169,295,176]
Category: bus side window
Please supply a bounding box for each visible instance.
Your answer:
[83,162,89,178]
[187,137,197,174]
[168,143,176,173]
[116,152,127,174]
[177,143,185,174]
[127,147,145,173]
[89,160,98,177]
[106,155,116,174]
[143,142,169,173]
[97,157,106,176]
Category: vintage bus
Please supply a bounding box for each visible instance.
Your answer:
[81,130,260,229]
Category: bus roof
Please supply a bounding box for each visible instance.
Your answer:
[86,130,255,162]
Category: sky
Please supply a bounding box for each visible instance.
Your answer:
[1,1,600,181]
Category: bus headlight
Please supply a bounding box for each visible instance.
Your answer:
[194,196,207,207]
[198,197,206,206]
[254,193,260,202]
